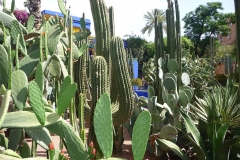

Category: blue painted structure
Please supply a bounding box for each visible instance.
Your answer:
[134,90,148,98]
[41,10,91,31]
[132,58,138,78]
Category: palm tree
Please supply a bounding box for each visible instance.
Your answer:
[24,0,42,30]
[141,9,167,36]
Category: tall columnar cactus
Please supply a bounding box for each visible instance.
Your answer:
[127,48,134,79]
[88,56,108,157]
[154,0,183,102]
[224,54,233,75]
[89,0,111,88]
[78,93,86,145]
[110,37,134,125]
[109,6,115,37]
[88,0,134,155]
[89,0,134,125]
[151,0,194,132]
[74,41,91,118]
[154,18,164,104]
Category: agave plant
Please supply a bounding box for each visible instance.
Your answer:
[177,77,240,160]
[191,77,240,129]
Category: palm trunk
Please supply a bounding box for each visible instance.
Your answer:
[28,0,42,30]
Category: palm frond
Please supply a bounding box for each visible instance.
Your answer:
[141,8,166,36]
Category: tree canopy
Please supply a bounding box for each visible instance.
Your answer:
[124,33,155,78]
[182,2,235,57]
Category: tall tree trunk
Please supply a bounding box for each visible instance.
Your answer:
[28,0,42,30]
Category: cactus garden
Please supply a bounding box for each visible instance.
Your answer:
[0,0,240,160]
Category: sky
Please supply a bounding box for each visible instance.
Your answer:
[7,0,235,42]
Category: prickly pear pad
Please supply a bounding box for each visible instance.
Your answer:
[94,93,113,158]
[29,81,45,126]
[132,111,151,160]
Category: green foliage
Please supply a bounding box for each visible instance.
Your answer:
[215,42,237,63]
[180,105,240,160]
[182,51,215,98]
[124,33,147,61]
[144,42,155,59]
[157,139,190,160]
[132,78,142,86]
[192,79,240,128]
[124,33,155,78]
[143,37,195,85]
[183,2,234,56]
[181,36,194,54]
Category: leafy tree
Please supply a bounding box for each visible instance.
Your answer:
[124,33,155,78]
[143,42,155,61]
[124,33,147,60]
[141,9,167,36]
[215,41,237,63]
[163,36,194,55]
[182,2,234,57]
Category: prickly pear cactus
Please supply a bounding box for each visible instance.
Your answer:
[132,111,151,160]
[0,90,11,127]
[28,81,45,126]
[0,45,9,88]
[94,93,113,158]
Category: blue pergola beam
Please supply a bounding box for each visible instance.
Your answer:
[41,10,91,30]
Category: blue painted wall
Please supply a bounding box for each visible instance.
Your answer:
[132,58,138,78]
